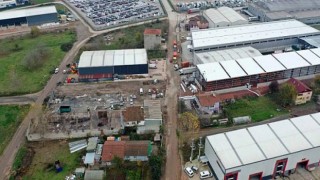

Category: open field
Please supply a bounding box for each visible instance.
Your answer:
[0,31,76,96]
[30,0,53,5]
[0,105,30,155]
[225,96,288,122]
[23,141,84,180]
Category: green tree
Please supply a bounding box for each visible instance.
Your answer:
[149,155,162,180]
[111,156,124,170]
[277,83,297,106]
[60,42,73,52]
[179,112,200,132]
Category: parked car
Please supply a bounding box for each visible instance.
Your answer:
[191,166,199,173]
[200,170,213,179]
[54,68,59,74]
[184,167,194,177]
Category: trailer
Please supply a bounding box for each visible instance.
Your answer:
[179,66,197,75]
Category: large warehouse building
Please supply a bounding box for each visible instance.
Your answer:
[195,48,320,91]
[78,49,148,82]
[203,7,248,28]
[0,6,57,26]
[190,19,320,53]
[205,113,320,180]
[248,0,320,24]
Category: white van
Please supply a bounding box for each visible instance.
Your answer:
[200,170,212,179]
[139,88,143,96]
[184,167,194,177]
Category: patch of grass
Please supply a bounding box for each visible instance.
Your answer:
[147,50,166,59]
[0,105,30,155]
[225,96,288,122]
[23,141,83,180]
[12,146,28,171]
[312,24,320,31]
[0,31,76,96]
[30,0,53,5]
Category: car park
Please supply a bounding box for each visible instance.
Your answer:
[68,0,164,28]
[200,170,213,179]
[184,167,194,177]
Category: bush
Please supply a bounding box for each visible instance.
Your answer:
[60,42,73,52]
[149,155,162,180]
[21,43,50,70]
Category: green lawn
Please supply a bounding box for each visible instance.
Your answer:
[225,96,288,122]
[0,31,76,96]
[23,141,83,180]
[312,24,320,31]
[0,105,30,155]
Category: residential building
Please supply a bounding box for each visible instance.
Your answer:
[101,141,125,165]
[185,15,209,31]
[124,141,152,161]
[286,78,312,105]
[143,28,161,50]
[122,106,144,127]
[205,113,320,180]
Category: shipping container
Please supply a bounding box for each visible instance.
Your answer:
[181,61,190,68]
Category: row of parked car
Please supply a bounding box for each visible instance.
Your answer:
[69,0,163,26]
[185,166,213,179]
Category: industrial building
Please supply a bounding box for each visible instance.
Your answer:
[0,0,16,9]
[203,7,247,28]
[205,112,320,180]
[78,49,148,82]
[0,6,58,26]
[248,0,320,24]
[190,19,320,53]
[194,46,262,64]
[195,48,320,91]
[143,28,161,50]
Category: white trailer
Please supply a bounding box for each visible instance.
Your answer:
[179,67,197,75]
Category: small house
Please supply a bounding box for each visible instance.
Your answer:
[286,78,312,105]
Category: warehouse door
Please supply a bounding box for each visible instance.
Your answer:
[249,172,262,180]
[273,159,288,178]
[224,171,238,180]
[296,160,309,171]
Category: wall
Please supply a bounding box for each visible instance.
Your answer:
[0,17,27,26]
[226,147,320,179]
[295,91,312,105]
[27,13,58,26]
[114,64,148,75]
[144,34,161,50]
[205,138,225,180]
[78,66,114,75]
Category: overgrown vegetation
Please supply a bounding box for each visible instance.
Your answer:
[77,20,169,60]
[147,50,167,59]
[0,30,76,96]
[12,146,28,171]
[0,105,30,155]
[225,96,288,122]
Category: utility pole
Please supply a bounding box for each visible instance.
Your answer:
[190,138,196,162]
[198,137,203,160]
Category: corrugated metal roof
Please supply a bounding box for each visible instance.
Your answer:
[207,112,320,169]
[144,100,162,120]
[78,49,148,68]
[217,6,247,23]
[253,55,286,72]
[197,62,230,82]
[191,20,320,49]
[236,57,265,75]
[297,49,320,65]
[195,46,262,64]
[300,36,320,48]
[273,52,311,69]
[204,9,230,24]
[0,6,57,21]
[219,60,247,78]
[84,152,95,164]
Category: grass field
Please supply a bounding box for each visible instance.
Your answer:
[225,96,288,122]
[312,25,320,30]
[23,141,83,180]
[0,105,30,155]
[0,31,76,96]
[30,0,53,5]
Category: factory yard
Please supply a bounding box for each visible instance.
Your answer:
[28,80,166,138]
[66,0,164,29]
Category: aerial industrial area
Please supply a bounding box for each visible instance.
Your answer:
[1,0,320,180]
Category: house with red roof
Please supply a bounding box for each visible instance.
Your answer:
[286,78,312,105]
[143,28,162,50]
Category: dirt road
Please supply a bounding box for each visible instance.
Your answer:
[0,92,39,105]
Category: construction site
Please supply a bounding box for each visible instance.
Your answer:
[27,80,166,141]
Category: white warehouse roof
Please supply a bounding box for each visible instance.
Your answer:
[197,48,320,82]
[204,9,229,25]
[191,20,320,50]
[0,6,57,21]
[217,6,247,24]
[207,112,320,170]
[195,46,262,64]
[78,49,148,68]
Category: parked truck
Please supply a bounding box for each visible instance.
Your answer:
[179,67,197,75]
